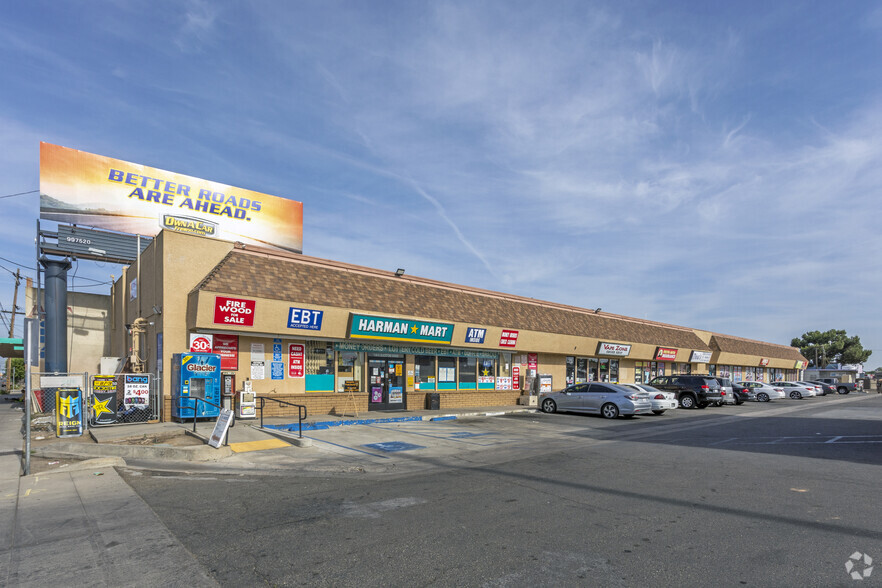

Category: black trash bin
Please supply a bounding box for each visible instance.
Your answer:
[426,393,440,410]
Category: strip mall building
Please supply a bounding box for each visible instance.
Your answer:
[111,230,808,419]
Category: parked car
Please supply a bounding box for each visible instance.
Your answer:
[807,380,837,396]
[648,375,723,409]
[621,383,678,415]
[731,382,751,403]
[815,377,857,394]
[796,381,823,396]
[737,381,785,402]
[539,383,653,419]
[771,381,816,399]
[712,377,738,405]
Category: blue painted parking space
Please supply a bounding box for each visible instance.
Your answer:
[363,441,426,452]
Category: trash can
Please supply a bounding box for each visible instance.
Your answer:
[426,393,440,410]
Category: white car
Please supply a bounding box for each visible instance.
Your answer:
[622,383,678,415]
[771,381,816,399]
[796,381,824,396]
[736,381,785,402]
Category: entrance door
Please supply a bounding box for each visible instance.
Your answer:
[367,356,406,411]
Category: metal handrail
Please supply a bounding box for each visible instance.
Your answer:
[172,395,229,445]
[256,396,307,437]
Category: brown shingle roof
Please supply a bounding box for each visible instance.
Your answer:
[711,334,806,362]
[196,248,711,349]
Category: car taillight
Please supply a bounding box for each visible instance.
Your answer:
[654,394,664,400]
[700,385,708,390]
[624,394,638,400]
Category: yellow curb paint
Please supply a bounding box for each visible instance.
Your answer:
[229,439,291,453]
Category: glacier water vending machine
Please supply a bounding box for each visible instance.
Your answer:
[172,353,222,420]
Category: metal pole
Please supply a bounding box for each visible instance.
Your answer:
[24,321,32,476]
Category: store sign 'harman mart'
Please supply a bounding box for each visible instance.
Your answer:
[348,314,454,344]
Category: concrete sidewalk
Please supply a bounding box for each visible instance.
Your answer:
[0,395,217,587]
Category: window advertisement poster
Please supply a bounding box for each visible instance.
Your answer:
[371,386,383,403]
[56,387,84,437]
[288,344,305,378]
[214,296,256,326]
[389,387,404,403]
[271,361,284,380]
[90,375,118,425]
[528,353,538,372]
[513,365,521,390]
[39,142,303,253]
[497,376,512,390]
[273,339,282,362]
[189,333,213,353]
[124,374,150,409]
[213,334,239,370]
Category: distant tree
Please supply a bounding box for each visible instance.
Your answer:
[791,330,872,367]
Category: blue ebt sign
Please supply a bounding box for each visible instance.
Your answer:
[287,307,324,330]
[465,327,486,344]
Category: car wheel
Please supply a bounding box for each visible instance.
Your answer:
[652,410,665,415]
[838,387,849,394]
[601,403,619,419]
[789,391,801,399]
[541,398,557,413]
[679,394,696,409]
[757,392,769,402]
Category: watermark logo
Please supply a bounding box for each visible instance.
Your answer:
[845,551,873,581]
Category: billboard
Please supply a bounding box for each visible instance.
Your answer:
[40,142,303,253]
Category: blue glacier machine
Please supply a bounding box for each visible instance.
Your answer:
[171,352,222,421]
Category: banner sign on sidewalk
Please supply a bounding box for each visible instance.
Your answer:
[91,375,118,424]
[56,388,84,437]
[209,409,234,448]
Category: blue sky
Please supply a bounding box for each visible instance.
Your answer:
[1,1,881,367]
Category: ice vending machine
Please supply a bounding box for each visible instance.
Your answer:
[172,353,222,420]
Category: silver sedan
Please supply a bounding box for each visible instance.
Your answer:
[540,383,652,419]
[771,381,816,399]
[621,383,678,415]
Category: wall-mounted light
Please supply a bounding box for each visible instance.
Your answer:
[395,268,405,277]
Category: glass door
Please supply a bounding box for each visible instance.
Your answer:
[367,356,406,411]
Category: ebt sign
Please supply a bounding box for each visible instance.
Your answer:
[214,296,256,326]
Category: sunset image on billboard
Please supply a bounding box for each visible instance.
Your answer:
[39,142,303,253]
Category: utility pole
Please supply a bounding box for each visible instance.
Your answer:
[6,268,21,391]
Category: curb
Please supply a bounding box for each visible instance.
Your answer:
[265,408,538,433]
[34,456,127,475]
[33,441,232,462]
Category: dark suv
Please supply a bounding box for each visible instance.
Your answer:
[648,375,722,409]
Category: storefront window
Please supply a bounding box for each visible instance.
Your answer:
[566,356,575,386]
[599,358,610,382]
[576,358,587,383]
[499,353,511,377]
[609,359,619,383]
[306,341,334,375]
[734,366,743,381]
[335,350,363,392]
[438,357,457,389]
[588,358,598,381]
[458,357,477,389]
[415,355,436,390]
[708,365,717,376]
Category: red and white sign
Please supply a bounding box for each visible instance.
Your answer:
[528,353,538,371]
[598,342,632,357]
[759,358,770,366]
[655,347,678,361]
[513,364,521,390]
[288,344,304,378]
[214,296,256,326]
[213,334,239,371]
[499,329,519,347]
[189,333,213,353]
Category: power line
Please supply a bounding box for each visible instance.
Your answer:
[0,189,38,199]
[0,256,36,271]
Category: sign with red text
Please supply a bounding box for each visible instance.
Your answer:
[213,334,239,370]
[189,333,213,353]
[214,296,256,326]
[499,329,519,347]
[513,364,521,390]
[288,344,304,378]
[654,347,678,361]
[759,358,770,366]
[528,353,538,371]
